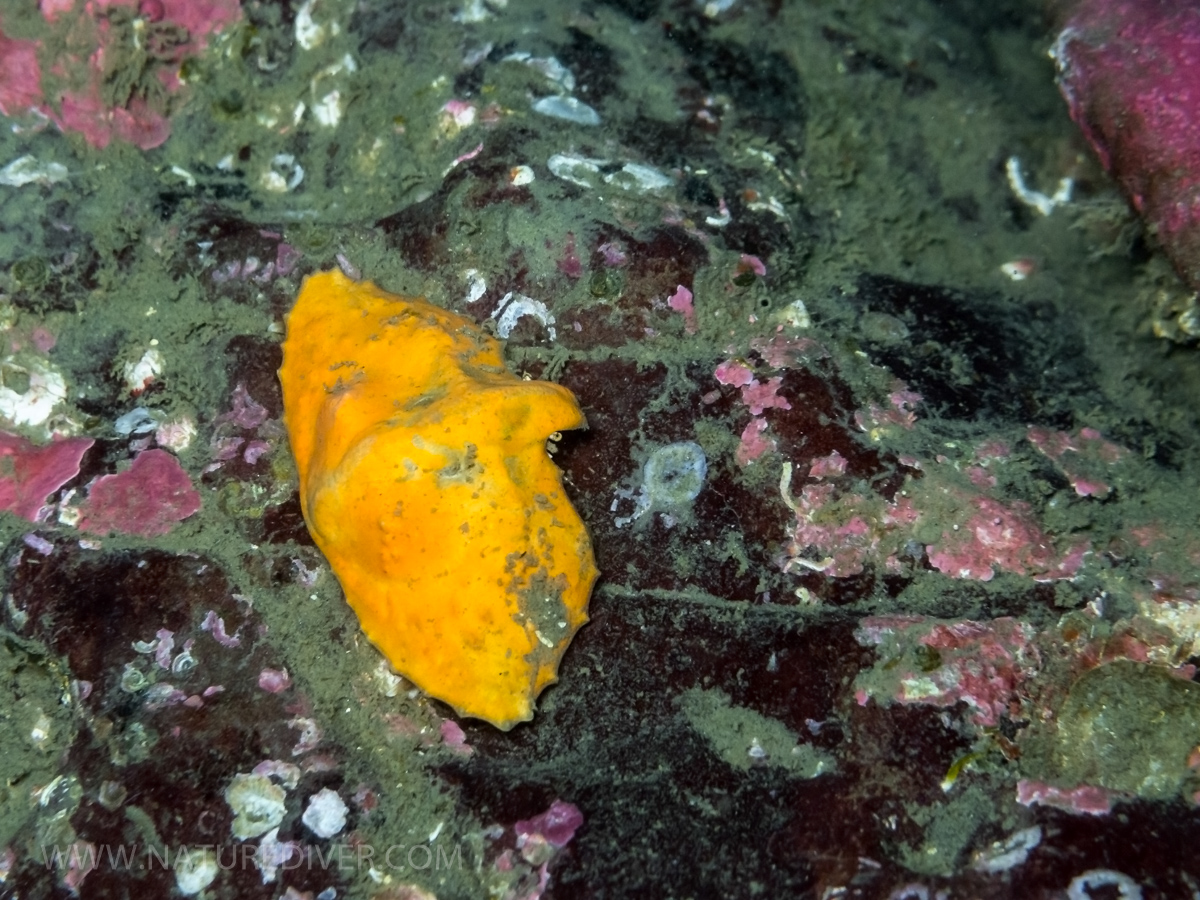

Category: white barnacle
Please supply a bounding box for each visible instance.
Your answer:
[615,442,707,529]
[120,663,150,693]
[174,848,218,895]
[171,649,198,676]
[224,773,287,840]
[261,153,305,193]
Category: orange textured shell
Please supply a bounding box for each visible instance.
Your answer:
[279,270,598,729]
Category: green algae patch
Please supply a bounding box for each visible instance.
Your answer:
[679,687,833,778]
[1037,660,1200,801]
[0,635,77,850]
[897,783,995,877]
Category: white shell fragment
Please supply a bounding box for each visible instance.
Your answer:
[504,53,575,91]
[453,0,499,23]
[155,416,197,452]
[262,153,305,193]
[302,787,348,838]
[701,0,739,16]
[463,269,487,304]
[115,407,158,435]
[509,164,535,186]
[546,154,671,193]
[605,162,672,192]
[29,710,53,748]
[310,54,357,128]
[772,299,812,329]
[312,90,343,127]
[532,96,600,125]
[547,154,604,188]
[972,825,1042,874]
[1000,258,1036,281]
[0,358,68,428]
[0,156,68,187]
[1066,869,1143,900]
[123,347,164,395]
[294,0,340,50]
[1006,156,1073,216]
[169,165,196,187]
[493,292,556,341]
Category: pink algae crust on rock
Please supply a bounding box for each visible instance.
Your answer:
[515,799,584,850]
[926,495,1088,582]
[1027,425,1127,498]
[1054,0,1200,289]
[855,616,1041,727]
[0,0,242,149]
[1017,779,1115,816]
[0,431,93,522]
[78,448,201,537]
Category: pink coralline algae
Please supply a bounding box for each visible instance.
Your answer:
[736,254,767,278]
[439,719,473,757]
[0,32,41,117]
[736,417,775,466]
[0,431,93,522]
[207,382,280,470]
[740,376,791,416]
[854,388,921,434]
[0,0,242,150]
[714,337,831,466]
[1027,425,1127,498]
[500,802,583,900]
[1066,615,1190,677]
[713,336,832,468]
[855,616,1041,726]
[714,357,793,465]
[1053,0,1200,290]
[780,467,919,578]
[757,386,1089,582]
[200,609,241,647]
[211,242,301,285]
[258,667,291,693]
[597,241,628,266]
[214,382,268,430]
[153,627,174,668]
[440,98,477,130]
[749,333,827,369]
[667,285,697,334]
[1016,779,1114,816]
[515,799,584,852]
[926,496,1087,582]
[56,840,95,894]
[808,451,847,479]
[78,449,201,537]
[288,716,321,755]
[784,482,879,577]
[714,359,754,388]
[556,232,584,279]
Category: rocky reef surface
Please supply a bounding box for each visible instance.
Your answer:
[0,0,1199,898]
